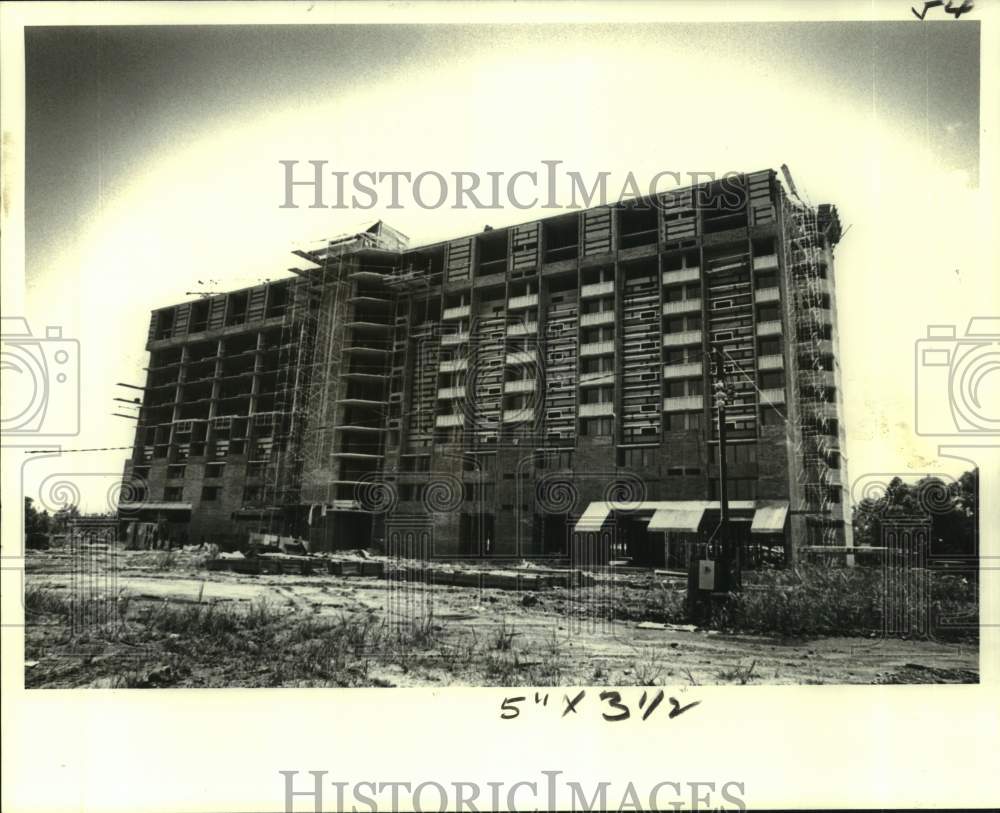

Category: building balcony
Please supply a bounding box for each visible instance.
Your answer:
[435,413,464,428]
[663,395,703,412]
[793,246,826,267]
[506,350,537,366]
[505,378,536,394]
[508,293,538,310]
[439,357,467,373]
[579,401,614,417]
[503,407,535,423]
[346,321,393,333]
[662,299,702,316]
[663,330,703,347]
[756,287,780,304]
[580,340,615,358]
[441,331,470,346]
[753,254,779,271]
[805,401,839,420]
[579,370,615,388]
[663,362,703,379]
[662,267,700,286]
[507,321,538,337]
[581,281,614,299]
[437,386,465,400]
[800,370,836,389]
[823,468,842,487]
[759,387,786,405]
[756,320,783,337]
[442,304,471,320]
[757,354,784,370]
[580,310,615,328]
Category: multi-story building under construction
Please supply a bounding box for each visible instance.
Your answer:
[121,169,852,566]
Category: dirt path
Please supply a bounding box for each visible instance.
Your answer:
[26,563,978,686]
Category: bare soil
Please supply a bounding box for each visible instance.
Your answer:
[23,549,978,688]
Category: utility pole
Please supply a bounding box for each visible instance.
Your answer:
[711,346,740,591]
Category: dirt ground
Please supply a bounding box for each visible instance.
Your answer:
[23,548,978,688]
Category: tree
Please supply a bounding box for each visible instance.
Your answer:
[24,497,51,549]
[851,469,978,558]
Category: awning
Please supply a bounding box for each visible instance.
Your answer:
[751,501,789,534]
[574,502,613,533]
[119,502,192,512]
[647,503,708,533]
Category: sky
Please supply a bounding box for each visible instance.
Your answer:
[18,20,989,513]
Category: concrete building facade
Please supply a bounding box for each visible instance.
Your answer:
[121,170,852,565]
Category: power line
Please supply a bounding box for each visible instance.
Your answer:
[24,446,135,454]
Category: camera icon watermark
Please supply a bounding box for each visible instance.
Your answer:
[915,317,1000,436]
[0,316,80,437]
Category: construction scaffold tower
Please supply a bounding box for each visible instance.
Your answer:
[254,244,348,534]
[782,190,845,548]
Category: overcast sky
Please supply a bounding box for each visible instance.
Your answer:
[22,21,986,512]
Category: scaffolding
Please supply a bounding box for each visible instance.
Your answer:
[782,193,844,547]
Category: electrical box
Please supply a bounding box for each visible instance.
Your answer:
[698,559,716,591]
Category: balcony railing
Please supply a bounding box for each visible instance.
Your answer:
[508,293,538,310]
[757,354,784,370]
[442,304,471,320]
[662,362,703,379]
[579,370,615,387]
[580,310,615,327]
[441,331,470,346]
[662,267,700,285]
[662,395,704,412]
[439,357,468,373]
[504,378,536,394]
[507,322,538,337]
[506,350,537,366]
[759,387,786,405]
[662,330,703,347]
[435,413,464,428]
[756,321,782,337]
[503,407,534,423]
[662,299,702,316]
[752,254,778,271]
[579,402,614,417]
[756,287,780,304]
[580,340,615,357]
[581,281,615,299]
[437,386,465,400]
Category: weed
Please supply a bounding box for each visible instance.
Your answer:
[631,647,664,686]
[718,659,757,684]
[492,618,517,651]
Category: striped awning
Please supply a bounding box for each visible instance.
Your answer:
[647,503,708,533]
[574,502,614,533]
[751,501,789,534]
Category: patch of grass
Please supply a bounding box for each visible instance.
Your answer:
[717,659,757,685]
[23,588,450,688]
[491,617,517,651]
[717,565,978,641]
[630,647,665,686]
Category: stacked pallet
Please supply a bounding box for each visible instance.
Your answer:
[704,249,757,439]
[511,223,539,277]
[660,189,698,245]
[472,317,505,443]
[408,322,438,444]
[747,170,776,226]
[582,208,612,256]
[543,293,578,444]
[447,238,473,283]
[622,272,661,441]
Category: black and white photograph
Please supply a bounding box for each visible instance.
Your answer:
[2,2,997,811]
